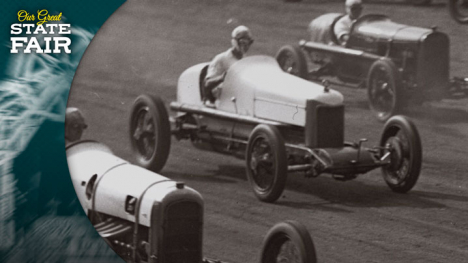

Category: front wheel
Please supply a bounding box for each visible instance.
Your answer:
[367,59,402,122]
[260,221,317,263]
[449,0,468,24]
[380,115,422,193]
[129,94,171,173]
[246,124,287,203]
[276,45,308,79]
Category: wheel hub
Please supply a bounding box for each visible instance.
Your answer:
[250,156,258,171]
[387,137,404,172]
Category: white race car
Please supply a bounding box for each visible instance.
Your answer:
[129,55,422,203]
[67,140,317,263]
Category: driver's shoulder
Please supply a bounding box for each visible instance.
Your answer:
[335,15,352,27]
[210,48,232,65]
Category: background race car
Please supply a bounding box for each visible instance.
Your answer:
[276,13,468,121]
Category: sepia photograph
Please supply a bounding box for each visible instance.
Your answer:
[5,0,468,262]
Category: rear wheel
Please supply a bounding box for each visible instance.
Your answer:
[449,0,468,24]
[246,125,287,203]
[129,94,171,173]
[276,45,308,79]
[260,221,317,263]
[380,115,422,193]
[367,59,402,122]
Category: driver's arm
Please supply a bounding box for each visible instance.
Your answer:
[333,16,351,46]
[338,34,349,46]
[204,54,226,90]
[204,72,225,90]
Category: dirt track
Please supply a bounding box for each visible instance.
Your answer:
[68,0,468,262]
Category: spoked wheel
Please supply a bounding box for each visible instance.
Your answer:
[449,0,468,24]
[367,59,402,122]
[246,125,287,203]
[129,94,171,173]
[380,115,422,193]
[260,221,317,263]
[276,45,308,79]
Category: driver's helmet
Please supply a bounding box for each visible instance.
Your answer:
[231,25,253,41]
[231,25,253,56]
[65,107,87,143]
[346,0,362,7]
[345,0,363,18]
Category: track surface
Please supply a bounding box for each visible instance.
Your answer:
[69,0,468,262]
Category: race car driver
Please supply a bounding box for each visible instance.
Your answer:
[334,0,363,45]
[65,107,87,144]
[203,25,254,107]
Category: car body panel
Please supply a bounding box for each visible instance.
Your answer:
[308,13,343,44]
[177,55,343,127]
[67,141,202,227]
[177,62,206,107]
[351,15,432,43]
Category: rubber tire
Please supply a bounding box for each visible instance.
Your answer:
[367,59,402,122]
[380,115,422,193]
[246,124,287,203]
[260,221,317,263]
[449,0,468,24]
[129,94,171,173]
[276,45,308,79]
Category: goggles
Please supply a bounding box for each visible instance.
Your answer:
[236,37,254,45]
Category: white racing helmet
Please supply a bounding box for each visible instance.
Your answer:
[232,25,253,40]
[231,25,253,56]
[346,0,362,7]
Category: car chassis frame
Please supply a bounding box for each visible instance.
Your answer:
[130,92,423,203]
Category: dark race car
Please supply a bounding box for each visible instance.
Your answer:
[276,13,468,121]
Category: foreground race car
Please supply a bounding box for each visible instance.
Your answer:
[129,56,423,203]
[276,13,468,121]
[66,140,317,263]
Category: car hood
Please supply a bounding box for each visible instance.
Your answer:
[219,56,343,126]
[352,14,432,42]
[224,56,343,107]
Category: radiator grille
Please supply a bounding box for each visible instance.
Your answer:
[163,201,203,263]
[306,101,344,148]
[417,32,449,99]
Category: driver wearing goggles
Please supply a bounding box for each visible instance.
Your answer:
[203,25,253,107]
[334,0,363,45]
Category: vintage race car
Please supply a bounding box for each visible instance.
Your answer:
[66,140,317,263]
[129,55,423,204]
[276,13,468,121]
